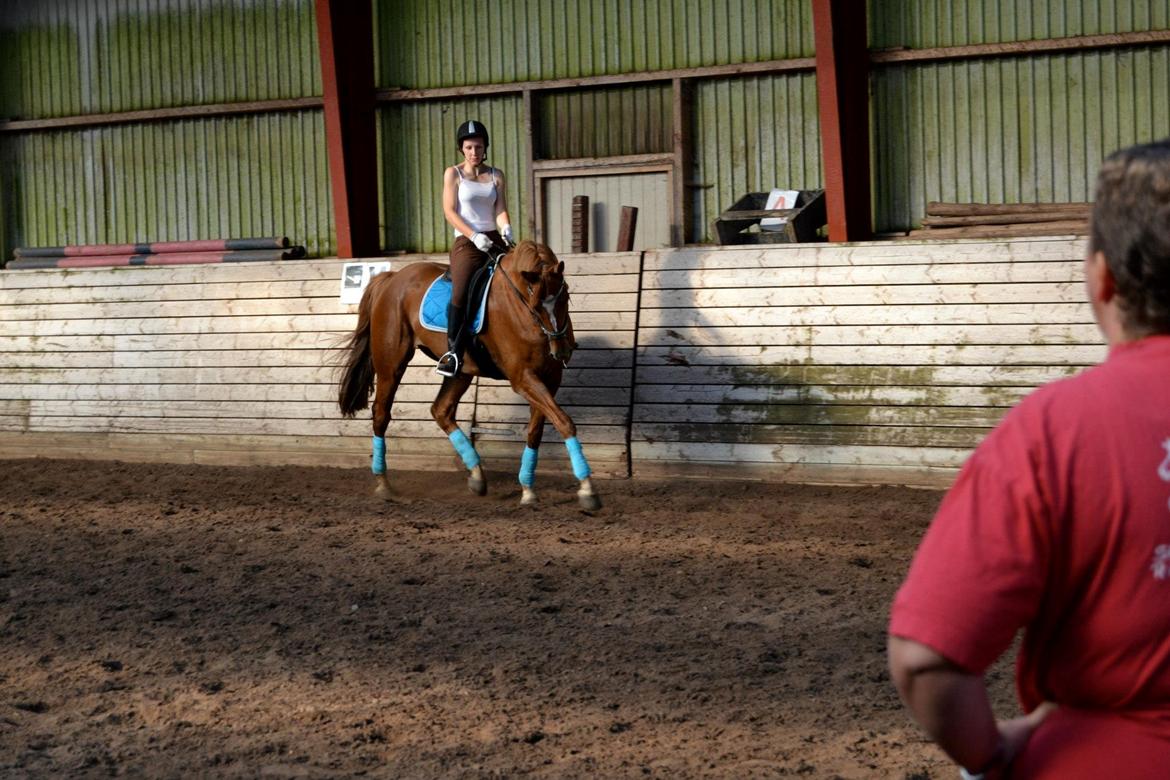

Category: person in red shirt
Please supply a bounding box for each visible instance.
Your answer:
[888,137,1170,779]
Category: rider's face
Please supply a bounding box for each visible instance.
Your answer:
[461,139,485,164]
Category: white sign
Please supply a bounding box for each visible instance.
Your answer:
[339,261,391,304]
[761,189,800,232]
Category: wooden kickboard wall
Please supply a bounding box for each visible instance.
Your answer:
[632,237,1099,487]
[0,253,639,478]
[0,237,1098,487]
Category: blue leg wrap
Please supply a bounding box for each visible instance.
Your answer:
[519,446,538,487]
[371,435,386,475]
[448,428,481,470]
[564,436,591,480]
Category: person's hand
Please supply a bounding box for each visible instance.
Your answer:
[982,702,1057,778]
[471,232,494,252]
[501,224,515,245]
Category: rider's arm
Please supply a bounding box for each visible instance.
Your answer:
[493,169,511,232]
[443,166,479,239]
[888,636,1054,778]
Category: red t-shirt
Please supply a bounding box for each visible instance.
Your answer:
[890,335,1170,776]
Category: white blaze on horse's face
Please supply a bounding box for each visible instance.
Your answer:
[541,289,559,332]
[537,258,572,362]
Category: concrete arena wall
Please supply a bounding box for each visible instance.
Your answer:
[0,237,1097,488]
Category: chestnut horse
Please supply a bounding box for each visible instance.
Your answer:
[336,240,601,510]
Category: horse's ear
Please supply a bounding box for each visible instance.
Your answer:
[556,261,564,275]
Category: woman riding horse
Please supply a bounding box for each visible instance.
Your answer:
[437,119,513,377]
[336,239,601,511]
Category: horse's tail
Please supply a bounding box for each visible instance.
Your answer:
[336,274,385,418]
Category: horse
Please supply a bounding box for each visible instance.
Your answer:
[336,240,601,511]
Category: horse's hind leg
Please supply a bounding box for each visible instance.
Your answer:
[370,347,413,500]
[519,408,545,506]
[430,374,486,496]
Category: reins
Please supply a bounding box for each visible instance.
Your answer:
[492,248,571,342]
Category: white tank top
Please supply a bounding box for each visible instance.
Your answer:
[454,166,498,236]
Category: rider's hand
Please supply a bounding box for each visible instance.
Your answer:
[501,224,515,245]
[471,232,494,252]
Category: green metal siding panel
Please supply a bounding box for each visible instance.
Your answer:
[538,85,672,159]
[871,0,1170,48]
[872,46,1170,232]
[0,0,320,120]
[691,72,822,243]
[374,0,815,89]
[2,112,334,256]
[378,97,526,254]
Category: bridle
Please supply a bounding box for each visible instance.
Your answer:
[490,246,573,359]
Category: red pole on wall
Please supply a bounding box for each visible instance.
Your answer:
[314,0,380,258]
[811,0,872,242]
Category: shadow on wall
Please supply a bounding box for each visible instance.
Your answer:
[629,238,1099,486]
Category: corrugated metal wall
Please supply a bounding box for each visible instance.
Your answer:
[4,0,1169,258]
[0,0,333,256]
[692,73,822,243]
[0,0,320,116]
[378,97,526,253]
[374,0,815,88]
[373,0,817,250]
[870,0,1170,232]
[538,85,672,159]
[873,50,1170,231]
[870,0,1170,46]
[4,116,333,254]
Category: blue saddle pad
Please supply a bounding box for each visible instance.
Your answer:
[419,267,494,333]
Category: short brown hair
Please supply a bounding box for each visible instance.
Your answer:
[1090,138,1170,335]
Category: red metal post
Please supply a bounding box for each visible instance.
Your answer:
[314,0,380,258]
[811,0,872,242]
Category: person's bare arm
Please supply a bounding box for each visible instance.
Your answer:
[888,635,1054,777]
[493,169,512,235]
[442,167,478,239]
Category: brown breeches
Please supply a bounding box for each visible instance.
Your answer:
[448,230,503,308]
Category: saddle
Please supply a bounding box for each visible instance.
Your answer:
[419,261,496,334]
[420,259,507,381]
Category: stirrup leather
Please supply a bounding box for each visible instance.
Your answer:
[435,351,460,377]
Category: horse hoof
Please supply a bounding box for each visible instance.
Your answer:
[578,491,602,512]
[468,476,487,496]
[374,477,392,501]
[520,487,538,506]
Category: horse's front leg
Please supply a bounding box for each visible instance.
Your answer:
[519,407,546,506]
[511,371,601,511]
[431,373,487,495]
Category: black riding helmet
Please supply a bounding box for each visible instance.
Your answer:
[456,119,489,150]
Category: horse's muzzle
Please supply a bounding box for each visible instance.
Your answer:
[551,337,575,363]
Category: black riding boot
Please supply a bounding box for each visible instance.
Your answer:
[436,302,467,377]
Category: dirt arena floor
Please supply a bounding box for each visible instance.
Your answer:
[0,457,1018,778]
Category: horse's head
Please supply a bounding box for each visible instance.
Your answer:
[509,240,575,363]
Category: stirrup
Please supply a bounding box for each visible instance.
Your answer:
[435,351,459,377]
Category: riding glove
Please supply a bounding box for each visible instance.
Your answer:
[471,232,494,252]
[501,224,514,245]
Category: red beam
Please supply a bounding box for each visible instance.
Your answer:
[314,0,380,258]
[811,0,872,242]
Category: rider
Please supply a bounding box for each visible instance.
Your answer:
[437,119,513,377]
